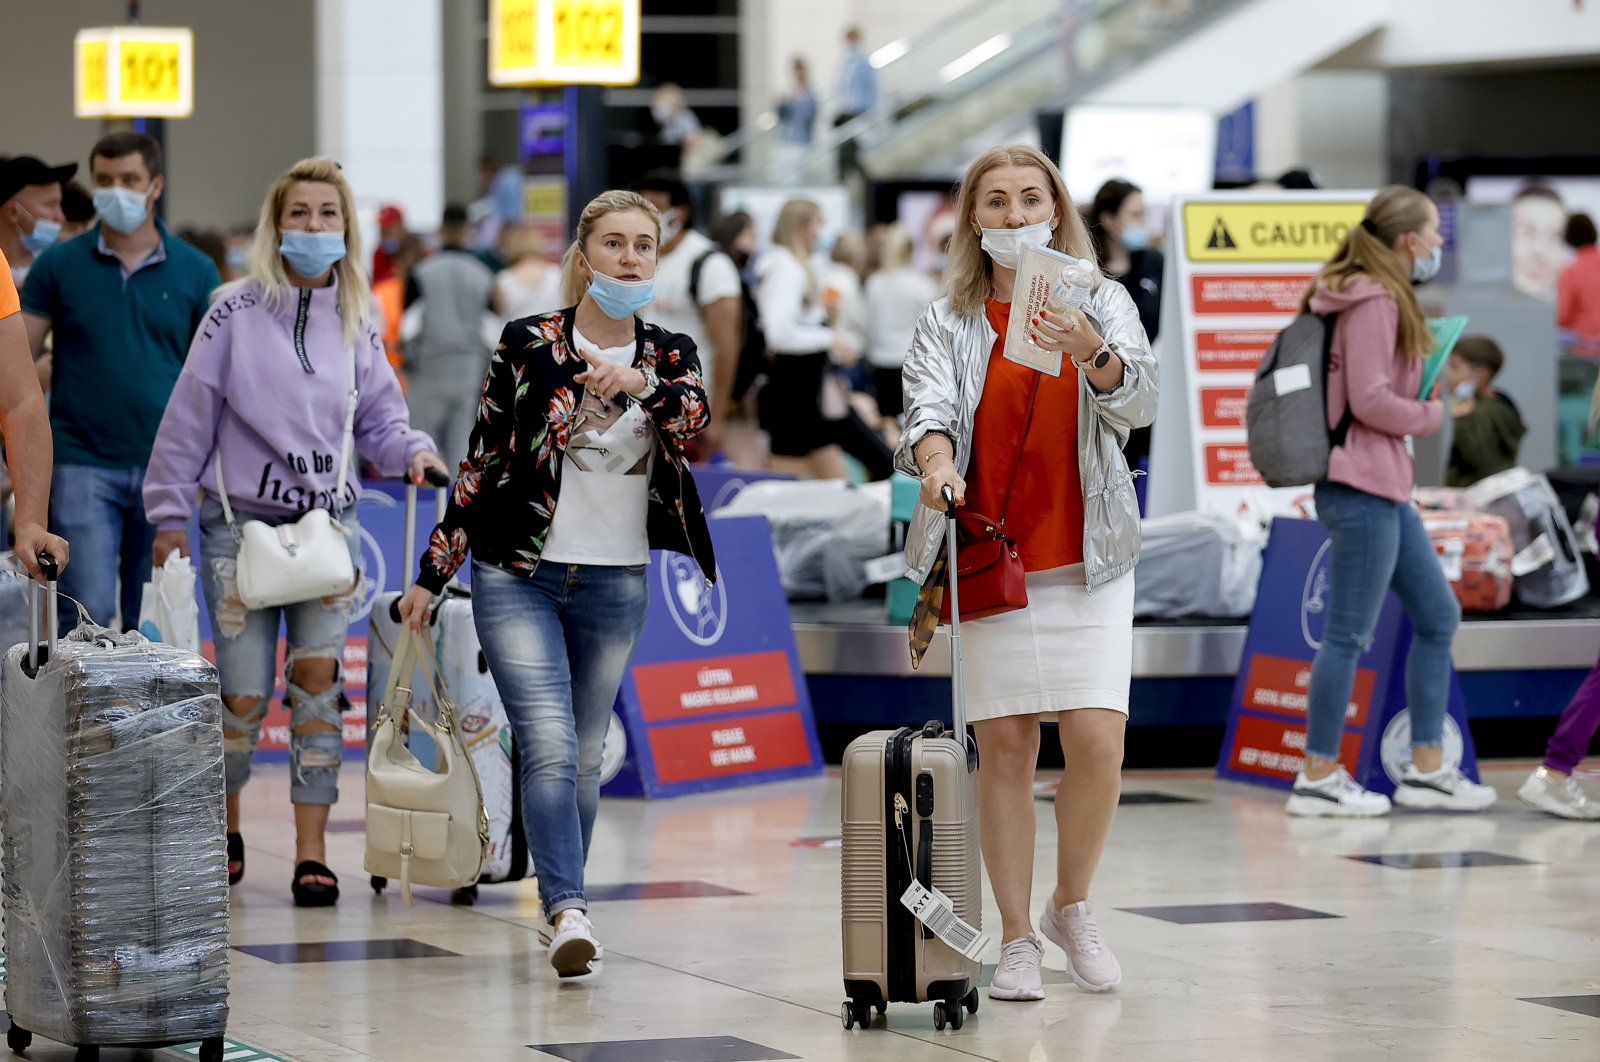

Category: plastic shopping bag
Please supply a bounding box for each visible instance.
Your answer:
[138,553,202,654]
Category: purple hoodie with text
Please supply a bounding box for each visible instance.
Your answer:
[144,277,435,531]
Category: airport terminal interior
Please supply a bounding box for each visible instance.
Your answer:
[1,1,1599,1060]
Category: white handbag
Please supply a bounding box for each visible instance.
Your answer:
[365,627,490,906]
[212,340,359,610]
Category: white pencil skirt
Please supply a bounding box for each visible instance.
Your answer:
[960,564,1135,722]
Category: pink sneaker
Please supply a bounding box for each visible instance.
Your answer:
[1040,900,1121,992]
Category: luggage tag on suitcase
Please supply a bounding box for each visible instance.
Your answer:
[900,881,991,962]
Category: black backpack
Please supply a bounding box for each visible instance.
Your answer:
[690,249,770,402]
[1245,312,1353,488]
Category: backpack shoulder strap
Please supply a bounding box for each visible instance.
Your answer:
[688,249,718,306]
[1318,311,1356,447]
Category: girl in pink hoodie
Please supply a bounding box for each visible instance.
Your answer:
[1285,185,1497,819]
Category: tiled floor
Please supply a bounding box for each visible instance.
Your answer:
[7,761,1597,1061]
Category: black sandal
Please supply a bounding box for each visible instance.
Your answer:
[227,832,245,885]
[291,860,340,907]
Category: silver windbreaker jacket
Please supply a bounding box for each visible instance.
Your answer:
[894,279,1158,589]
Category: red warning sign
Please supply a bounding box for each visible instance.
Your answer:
[1195,330,1277,373]
[1200,387,1250,429]
[1225,713,1363,782]
[1240,653,1375,726]
[1191,274,1314,316]
[1204,444,1263,485]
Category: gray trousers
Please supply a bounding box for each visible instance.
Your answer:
[408,372,484,468]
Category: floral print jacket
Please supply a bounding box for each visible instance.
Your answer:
[416,308,716,594]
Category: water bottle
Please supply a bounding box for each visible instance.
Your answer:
[1032,258,1094,351]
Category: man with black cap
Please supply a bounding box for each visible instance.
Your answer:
[0,155,77,286]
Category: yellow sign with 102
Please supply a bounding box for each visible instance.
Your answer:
[490,0,639,86]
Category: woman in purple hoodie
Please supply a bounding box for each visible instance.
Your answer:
[144,157,446,906]
[1285,185,1498,819]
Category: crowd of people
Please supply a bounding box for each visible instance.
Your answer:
[2,121,1597,999]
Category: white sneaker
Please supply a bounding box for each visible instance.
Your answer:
[1392,763,1498,812]
[988,934,1045,1001]
[542,910,600,977]
[1519,766,1600,821]
[1286,767,1392,818]
[1040,900,1121,992]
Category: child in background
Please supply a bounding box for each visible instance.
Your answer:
[1442,335,1527,488]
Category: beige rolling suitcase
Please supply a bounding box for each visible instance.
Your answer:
[840,487,983,1032]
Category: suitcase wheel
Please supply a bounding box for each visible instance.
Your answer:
[841,999,873,1030]
[74,1046,99,1061]
[199,1036,227,1062]
[6,1023,31,1053]
[964,988,980,1015]
[371,874,388,895]
[933,1000,966,1031]
[450,884,479,906]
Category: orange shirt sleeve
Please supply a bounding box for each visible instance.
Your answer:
[0,250,18,319]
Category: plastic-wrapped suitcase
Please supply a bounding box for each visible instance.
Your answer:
[1461,467,1590,608]
[840,487,983,1033]
[1133,512,1263,619]
[2,562,229,1062]
[1419,510,1515,612]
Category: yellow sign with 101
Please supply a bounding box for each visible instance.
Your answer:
[75,27,194,119]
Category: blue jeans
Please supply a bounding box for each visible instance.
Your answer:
[197,498,360,805]
[1307,481,1461,762]
[472,560,648,922]
[50,464,157,634]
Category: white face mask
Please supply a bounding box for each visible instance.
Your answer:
[979,219,1053,269]
[661,207,685,246]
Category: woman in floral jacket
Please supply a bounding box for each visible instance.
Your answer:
[399,190,714,978]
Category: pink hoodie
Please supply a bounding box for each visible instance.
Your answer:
[1310,277,1443,503]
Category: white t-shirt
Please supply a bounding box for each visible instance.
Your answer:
[649,229,740,398]
[496,267,565,323]
[540,328,656,566]
[863,267,940,368]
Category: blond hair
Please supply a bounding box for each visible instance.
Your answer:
[231,156,370,346]
[1302,185,1434,358]
[500,221,546,266]
[559,190,662,306]
[876,223,914,271]
[772,198,823,299]
[945,145,1098,317]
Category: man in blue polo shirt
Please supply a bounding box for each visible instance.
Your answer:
[22,132,219,632]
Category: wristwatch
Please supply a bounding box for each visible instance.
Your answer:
[628,365,661,402]
[1076,341,1118,370]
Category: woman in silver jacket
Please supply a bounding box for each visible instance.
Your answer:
[897,145,1157,1003]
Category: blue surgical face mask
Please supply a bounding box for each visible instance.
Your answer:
[279,230,347,278]
[583,254,655,319]
[17,206,60,256]
[1120,223,1150,253]
[1411,241,1443,285]
[225,246,250,274]
[815,229,837,255]
[93,186,151,234]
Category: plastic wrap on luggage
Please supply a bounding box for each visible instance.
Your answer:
[1461,467,1590,608]
[717,480,891,601]
[1,624,230,1049]
[1133,512,1264,619]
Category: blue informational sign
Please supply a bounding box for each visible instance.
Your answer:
[519,100,566,159]
[603,514,824,798]
[1215,101,1256,184]
[1218,517,1479,795]
[689,464,795,513]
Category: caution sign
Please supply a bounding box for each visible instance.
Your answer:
[1184,200,1367,263]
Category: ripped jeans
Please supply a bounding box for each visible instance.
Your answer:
[1307,481,1461,762]
[198,497,360,805]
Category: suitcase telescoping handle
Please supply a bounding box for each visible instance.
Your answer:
[942,485,967,751]
[395,470,452,626]
[26,554,60,672]
[402,468,452,582]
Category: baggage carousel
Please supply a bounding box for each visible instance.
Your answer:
[790,600,1600,733]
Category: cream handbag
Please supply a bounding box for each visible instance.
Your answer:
[212,340,359,610]
[365,627,490,906]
